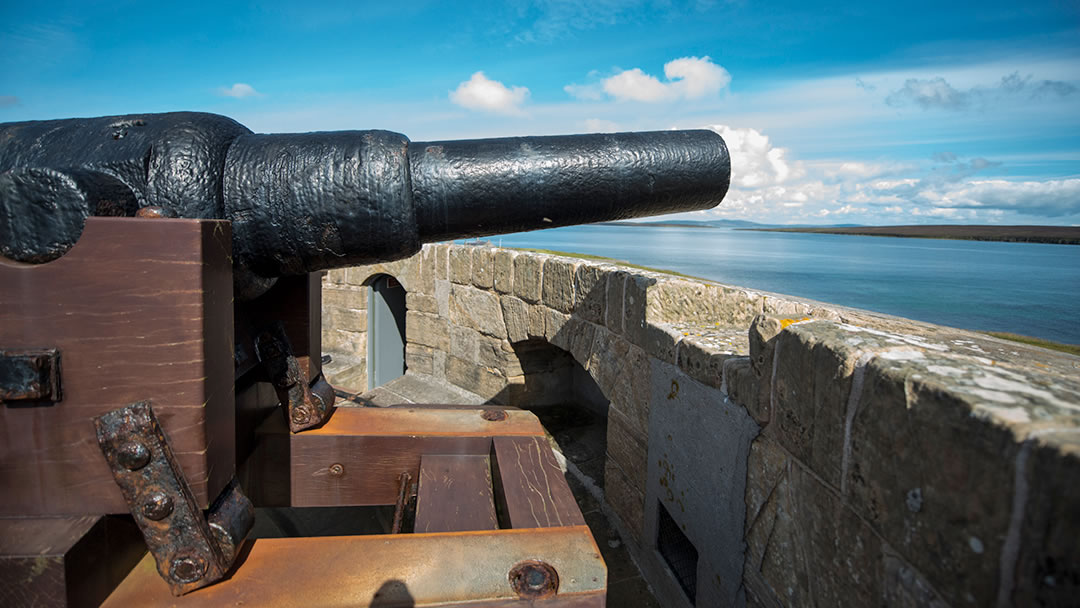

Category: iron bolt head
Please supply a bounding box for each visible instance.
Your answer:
[509,560,559,599]
[482,409,507,422]
[169,555,207,584]
[291,406,311,425]
[117,441,151,470]
[329,463,345,477]
[142,490,174,521]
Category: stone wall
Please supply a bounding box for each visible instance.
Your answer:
[322,243,1080,608]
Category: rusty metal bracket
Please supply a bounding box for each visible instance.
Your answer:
[0,348,61,405]
[253,322,334,432]
[94,401,253,596]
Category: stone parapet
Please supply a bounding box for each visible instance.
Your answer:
[322,242,1080,608]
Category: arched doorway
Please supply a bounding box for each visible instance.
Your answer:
[367,274,407,389]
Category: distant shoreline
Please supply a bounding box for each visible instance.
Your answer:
[737,225,1080,245]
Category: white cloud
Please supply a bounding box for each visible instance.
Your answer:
[584,118,620,132]
[570,56,730,103]
[449,72,530,115]
[694,123,1080,224]
[0,95,19,107]
[218,83,263,99]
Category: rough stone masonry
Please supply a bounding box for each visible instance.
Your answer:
[322,243,1080,608]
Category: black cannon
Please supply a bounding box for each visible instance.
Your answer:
[0,112,730,605]
[0,112,730,297]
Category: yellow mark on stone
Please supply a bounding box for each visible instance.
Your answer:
[779,317,811,329]
[667,379,680,400]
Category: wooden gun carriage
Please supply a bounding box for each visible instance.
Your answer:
[0,112,729,606]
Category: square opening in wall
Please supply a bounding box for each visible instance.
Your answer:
[657,501,698,604]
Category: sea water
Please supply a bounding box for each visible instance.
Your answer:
[471,224,1080,346]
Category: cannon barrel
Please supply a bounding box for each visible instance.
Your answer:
[1,112,729,293]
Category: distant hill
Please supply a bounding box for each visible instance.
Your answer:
[739,225,1080,245]
[599,219,768,228]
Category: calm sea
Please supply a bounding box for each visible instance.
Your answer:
[474,224,1080,346]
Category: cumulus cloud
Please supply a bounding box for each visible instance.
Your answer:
[932,179,1080,217]
[694,124,1079,223]
[450,72,530,115]
[568,56,730,102]
[0,95,19,107]
[885,71,1077,111]
[218,83,263,98]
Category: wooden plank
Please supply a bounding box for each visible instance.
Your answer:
[492,437,585,529]
[415,454,498,533]
[0,515,146,608]
[102,526,606,607]
[0,217,235,515]
[241,407,548,507]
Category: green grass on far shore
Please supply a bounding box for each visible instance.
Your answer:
[510,247,1080,357]
[511,248,709,281]
[981,332,1080,356]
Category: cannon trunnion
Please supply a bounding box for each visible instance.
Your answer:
[0,112,731,607]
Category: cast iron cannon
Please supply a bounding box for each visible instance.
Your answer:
[0,112,730,605]
[0,112,730,297]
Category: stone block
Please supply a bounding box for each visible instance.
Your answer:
[449,325,480,364]
[882,549,950,607]
[478,336,522,377]
[541,257,577,314]
[493,249,515,294]
[1012,431,1080,607]
[623,274,653,348]
[676,336,730,389]
[607,409,649,495]
[449,246,471,285]
[608,344,651,438]
[322,328,365,358]
[471,247,494,289]
[416,246,436,295]
[435,279,450,317]
[845,352,1023,607]
[587,330,630,401]
[322,285,367,311]
[605,459,645,541]
[325,268,346,285]
[544,307,570,345]
[432,350,447,379]
[405,310,449,351]
[770,321,872,487]
[500,295,528,344]
[642,323,680,364]
[435,244,449,280]
[449,284,506,339]
[446,355,508,400]
[405,343,434,376]
[723,357,768,424]
[512,253,542,303]
[743,450,885,608]
[526,303,546,340]
[405,292,438,314]
[323,305,367,334]
[573,264,607,324]
[604,270,626,334]
[748,314,784,378]
[566,318,597,369]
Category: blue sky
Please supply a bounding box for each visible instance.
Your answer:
[2,0,1078,225]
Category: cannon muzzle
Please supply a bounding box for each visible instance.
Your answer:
[1,112,729,296]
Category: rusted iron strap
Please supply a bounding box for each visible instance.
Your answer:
[0,348,61,404]
[94,401,252,596]
[391,471,411,534]
[254,321,334,432]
